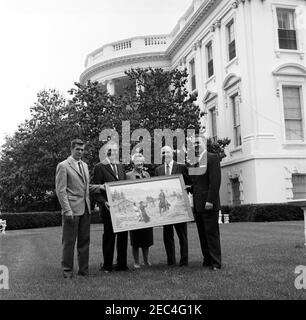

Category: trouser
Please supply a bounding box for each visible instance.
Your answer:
[61,208,90,274]
[194,210,221,268]
[102,212,128,271]
[163,222,188,265]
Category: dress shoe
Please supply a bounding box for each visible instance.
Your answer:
[63,271,73,279]
[202,261,212,268]
[77,271,89,276]
[114,265,129,271]
[211,266,221,271]
[167,262,176,267]
[100,263,112,273]
[179,262,188,267]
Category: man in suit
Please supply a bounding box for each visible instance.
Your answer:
[190,135,222,271]
[55,139,103,278]
[155,146,191,267]
[93,141,128,272]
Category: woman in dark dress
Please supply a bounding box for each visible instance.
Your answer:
[126,153,153,269]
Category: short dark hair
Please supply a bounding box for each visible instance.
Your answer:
[71,139,85,149]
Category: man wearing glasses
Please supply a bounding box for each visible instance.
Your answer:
[155,146,191,267]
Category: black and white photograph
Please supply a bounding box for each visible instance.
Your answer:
[0,0,306,312]
[106,175,194,233]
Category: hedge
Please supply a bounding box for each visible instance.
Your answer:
[0,203,303,230]
[221,203,303,222]
[1,211,102,231]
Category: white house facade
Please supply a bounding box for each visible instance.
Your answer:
[80,0,306,206]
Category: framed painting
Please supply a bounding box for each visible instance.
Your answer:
[105,174,194,233]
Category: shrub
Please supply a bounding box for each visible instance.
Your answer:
[1,203,303,230]
[221,203,303,222]
[1,211,102,230]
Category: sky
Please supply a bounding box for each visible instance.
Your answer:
[0,0,191,147]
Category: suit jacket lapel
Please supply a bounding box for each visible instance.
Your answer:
[117,164,125,180]
[171,161,178,175]
[159,165,165,176]
[68,158,85,182]
[105,163,118,180]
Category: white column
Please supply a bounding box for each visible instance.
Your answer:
[194,40,204,99]
[106,79,115,95]
[135,79,143,96]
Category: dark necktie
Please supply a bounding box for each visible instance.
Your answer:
[78,162,84,180]
[166,164,170,176]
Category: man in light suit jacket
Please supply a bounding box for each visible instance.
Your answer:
[155,146,191,267]
[190,135,222,271]
[56,139,103,278]
[93,141,128,273]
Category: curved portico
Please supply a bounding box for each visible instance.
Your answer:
[80,35,172,94]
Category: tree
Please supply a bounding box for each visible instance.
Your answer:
[119,68,230,167]
[121,67,202,171]
[0,68,231,212]
[0,89,72,211]
[67,68,203,173]
[67,81,126,169]
[124,67,201,133]
[207,137,231,160]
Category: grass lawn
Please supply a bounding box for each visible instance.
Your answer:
[0,221,305,300]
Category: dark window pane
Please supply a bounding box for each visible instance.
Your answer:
[283,86,304,140]
[229,40,236,61]
[278,29,297,49]
[292,174,306,199]
[208,59,214,78]
[231,178,241,206]
[191,75,196,91]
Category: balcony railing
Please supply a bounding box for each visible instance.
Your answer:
[85,35,171,68]
[113,40,132,51]
[144,36,167,46]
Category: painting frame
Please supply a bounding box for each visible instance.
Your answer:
[105,174,194,233]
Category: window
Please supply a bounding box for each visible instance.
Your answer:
[292,174,306,199]
[189,59,196,91]
[206,42,214,78]
[282,86,304,141]
[231,178,241,206]
[209,107,217,141]
[227,19,236,61]
[231,94,241,147]
[276,8,297,50]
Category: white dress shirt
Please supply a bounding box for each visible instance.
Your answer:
[164,159,174,175]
